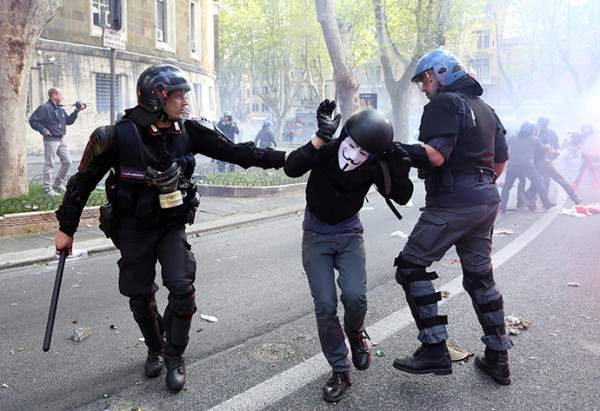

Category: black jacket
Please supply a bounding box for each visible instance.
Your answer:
[255,127,277,148]
[56,113,286,235]
[507,134,544,168]
[284,139,412,225]
[217,120,239,142]
[29,100,79,139]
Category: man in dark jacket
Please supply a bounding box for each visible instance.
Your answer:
[285,100,413,403]
[392,49,512,385]
[29,88,87,195]
[254,120,277,148]
[525,117,580,206]
[501,122,556,212]
[54,65,285,392]
[216,110,240,172]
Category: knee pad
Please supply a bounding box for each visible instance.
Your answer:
[462,269,496,293]
[166,288,197,319]
[394,253,438,286]
[129,294,158,322]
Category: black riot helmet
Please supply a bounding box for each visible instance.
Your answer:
[136,64,191,113]
[343,108,394,155]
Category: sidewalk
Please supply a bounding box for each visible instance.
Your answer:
[0,190,307,270]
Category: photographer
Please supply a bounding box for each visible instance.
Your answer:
[29,88,87,195]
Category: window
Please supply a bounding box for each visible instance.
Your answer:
[92,0,111,28]
[26,80,33,116]
[262,103,269,112]
[95,73,122,113]
[475,30,491,49]
[90,0,128,39]
[469,58,490,84]
[190,2,196,52]
[208,86,215,111]
[193,83,203,113]
[252,103,259,112]
[155,0,176,52]
[156,0,167,42]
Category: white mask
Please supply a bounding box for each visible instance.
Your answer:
[338,136,369,172]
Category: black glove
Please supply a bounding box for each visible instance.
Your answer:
[255,148,286,169]
[389,142,431,170]
[315,99,341,142]
[382,144,411,175]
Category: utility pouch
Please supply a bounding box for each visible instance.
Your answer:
[99,203,118,240]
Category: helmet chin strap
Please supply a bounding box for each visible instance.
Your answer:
[160,110,171,122]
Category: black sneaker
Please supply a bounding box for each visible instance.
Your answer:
[392,342,452,375]
[475,348,511,385]
[348,330,371,371]
[144,350,164,378]
[165,354,186,392]
[322,370,351,403]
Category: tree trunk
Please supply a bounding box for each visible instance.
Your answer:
[387,67,418,142]
[0,0,63,198]
[374,0,448,142]
[315,0,359,119]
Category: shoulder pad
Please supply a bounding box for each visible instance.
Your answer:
[184,118,228,140]
[88,126,116,155]
[428,92,465,111]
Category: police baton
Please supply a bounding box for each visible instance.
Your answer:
[42,250,68,352]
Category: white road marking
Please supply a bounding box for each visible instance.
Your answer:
[209,193,565,411]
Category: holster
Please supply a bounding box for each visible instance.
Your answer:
[99,203,119,246]
[184,184,200,225]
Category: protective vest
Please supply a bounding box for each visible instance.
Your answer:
[419,91,497,176]
[110,119,196,223]
[446,92,497,175]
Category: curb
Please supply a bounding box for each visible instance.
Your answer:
[197,182,306,197]
[0,203,305,271]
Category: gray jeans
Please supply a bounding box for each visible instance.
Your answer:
[43,138,71,190]
[400,203,512,351]
[302,231,367,371]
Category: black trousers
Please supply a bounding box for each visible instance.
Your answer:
[116,222,197,355]
[116,222,196,298]
[526,160,578,203]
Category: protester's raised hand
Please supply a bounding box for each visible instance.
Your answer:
[315,99,341,142]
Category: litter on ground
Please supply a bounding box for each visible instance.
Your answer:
[200,314,218,323]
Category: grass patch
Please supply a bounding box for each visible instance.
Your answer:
[199,169,308,187]
[0,184,106,215]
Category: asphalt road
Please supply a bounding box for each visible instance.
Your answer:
[1,183,599,410]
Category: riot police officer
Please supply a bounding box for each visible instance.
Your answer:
[216,110,240,172]
[54,65,285,392]
[285,101,413,403]
[392,49,512,385]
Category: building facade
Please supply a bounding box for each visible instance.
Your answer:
[27,0,219,155]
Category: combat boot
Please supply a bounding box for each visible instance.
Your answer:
[475,348,511,385]
[322,370,351,403]
[346,329,371,371]
[144,350,164,378]
[392,341,452,375]
[165,354,186,392]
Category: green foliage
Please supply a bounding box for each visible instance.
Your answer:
[0,184,106,215]
[200,169,308,187]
